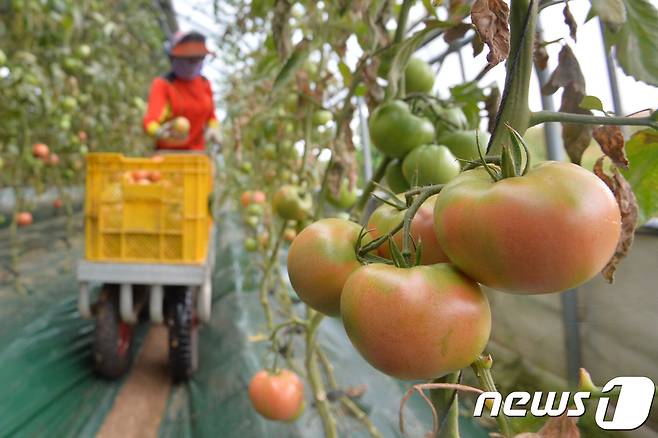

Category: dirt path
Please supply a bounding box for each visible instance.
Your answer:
[97,326,171,438]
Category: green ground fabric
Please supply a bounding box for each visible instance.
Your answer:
[0,212,489,438]
[0,215,147,437]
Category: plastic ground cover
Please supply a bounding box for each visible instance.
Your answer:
[0,212,489,437]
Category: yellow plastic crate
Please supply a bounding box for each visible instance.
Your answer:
[84,153,212,264]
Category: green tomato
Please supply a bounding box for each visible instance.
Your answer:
[262,143,277,160]
[312,110,333,126]
[437,130,490,164]
[0,49,7,65]
[241,161,253,173]
[434,106,468,136]
[326,180,358,209]
[368,100,435,158]
[247,203,264,216]
[404,58,435,94]
[402,144,460,186]
[384,160,410,193]
[77,45,92,59]
[273,185,312,221]
[285,93,298,112]
[244,237,258,252]
[62,96,77,111]
[245,215,260,228]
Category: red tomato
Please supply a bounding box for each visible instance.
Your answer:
[252,190,267,204]
[341,263,491,380]
[148,170,161,182]
[16,212,33,227]
[240,191,252,207]
[132,169,149,182]
[287,218,364,316]
[433,162,621,294]
[53,199,63,209]
[32,143,49,160]
[248,369,304,421]
[78,131,88,143]
[48,153,60,166]
[367,194,449,265]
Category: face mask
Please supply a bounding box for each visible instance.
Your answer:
[171,58,204,80]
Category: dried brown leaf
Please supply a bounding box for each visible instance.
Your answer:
[471,0,511,70]
[541,45,585,96]
[563,2,578,41]
[445,22,472,43]
[593,125,628,169]
[538,413,580,438]
[533,32,549,70]
[593,157,639,283]
[542,45,591,164]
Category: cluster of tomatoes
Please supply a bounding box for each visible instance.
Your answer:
[283,96,622,384]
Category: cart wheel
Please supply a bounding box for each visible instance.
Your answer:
[94,285,134,379]
[167,287,198,381]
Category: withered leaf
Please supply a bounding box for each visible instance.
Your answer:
[541,45,585,96]
[542,45,591,164]
[593,125,628,169]
[445,22,472,43]
[533,32,549,70]
[471,0,510,70]
[593,157,639,283]
[563,2,578,41]
[512,413,580,438]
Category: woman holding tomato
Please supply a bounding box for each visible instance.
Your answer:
[143,30,220,150]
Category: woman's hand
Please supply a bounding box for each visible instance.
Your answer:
[157,117,190,146]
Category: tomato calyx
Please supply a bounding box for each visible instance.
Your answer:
[355,183,444,268]
[466,124,533,182]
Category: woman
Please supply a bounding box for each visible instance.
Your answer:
[143,30,220,151]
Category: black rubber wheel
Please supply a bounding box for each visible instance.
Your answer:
[93,285,134,379]
[167,287,198,381]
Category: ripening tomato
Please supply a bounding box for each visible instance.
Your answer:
[32,143,49,160]
[283,228,297,243]
[53,199,63,209]
[287,218,364,316]
[341,263,491,380]
[132,169,149,182]
[16,212,33,227]
[148,171,161,182]
[240,191,253,207]
[48,153,60,166]
[248,369,305,421]
[433,162,621,294]
[367,194,449,265]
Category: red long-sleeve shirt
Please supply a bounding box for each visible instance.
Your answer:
[143,74,218,150]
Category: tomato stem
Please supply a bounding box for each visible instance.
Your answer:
[305,310,338,438]
[430,372,461,438]
[401,184,444,264]
[530,111,658,130]
[259,221,288,330]
[471,355,513,438]
[351,156,393,222]
[488,0,538,155]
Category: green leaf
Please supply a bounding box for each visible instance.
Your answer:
[579,95,605,112]
[621,129,658,224]
[272,39,312,94]
[338,60,352,86]
[590,0,627,25]
[604,0,658,86]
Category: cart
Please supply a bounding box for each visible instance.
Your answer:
[76,153,215,381]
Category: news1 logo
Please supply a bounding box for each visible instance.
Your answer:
[473,377,656,431]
